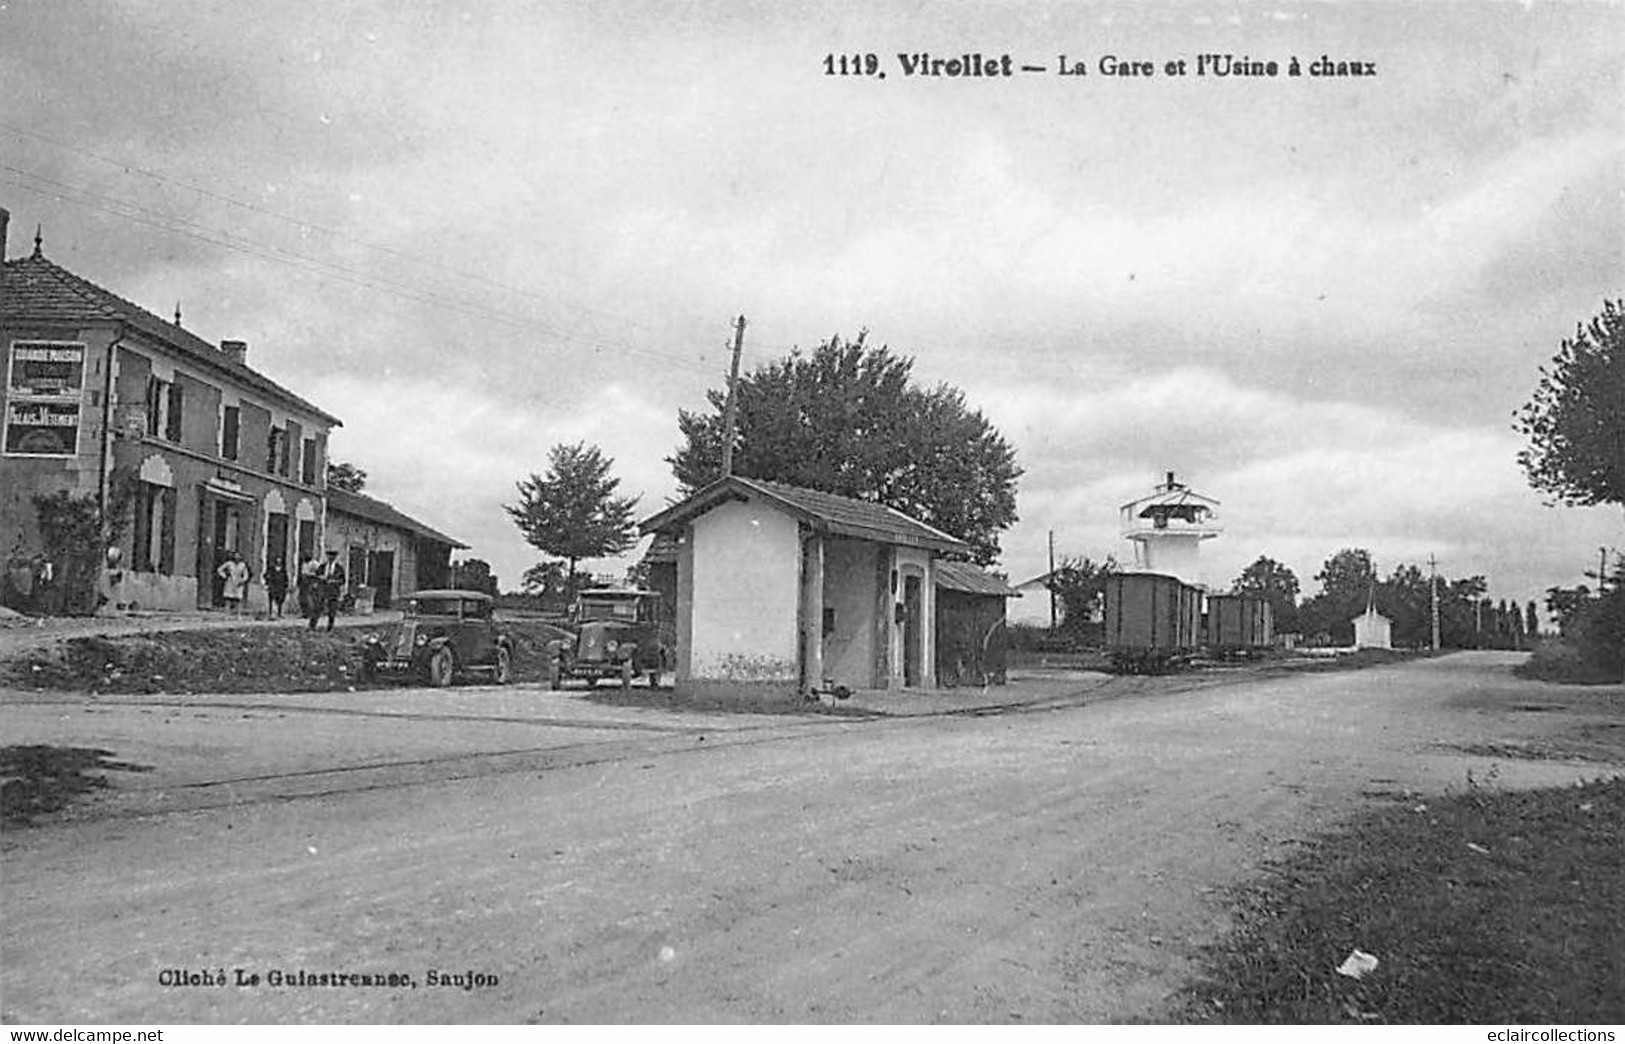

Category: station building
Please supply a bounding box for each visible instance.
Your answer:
[1,210,341,613]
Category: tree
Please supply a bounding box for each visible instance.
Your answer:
[521,561,568,597]
[667,332,1021,565]
[1525,600,1540,638]
[1046,555,1118,635]
[1232,556,1300,633]
[1515,299,1625,508]
[326,461,367,493]
[1546,585,1591,635]
[452,558,499,596]
[1298,548,1377,643]
[1383,563,1432,648]
[506,442,639,588]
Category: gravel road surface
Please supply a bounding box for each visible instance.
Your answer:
[1,651,1618,1023]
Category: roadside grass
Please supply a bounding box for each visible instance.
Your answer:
[1517,639,1624,686]
[0,623,867,715]
[1173,774,1625,1024]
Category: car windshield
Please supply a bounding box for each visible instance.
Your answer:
[410,598,465,617]
[578,597,641,622]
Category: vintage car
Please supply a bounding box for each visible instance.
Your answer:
[360,590,514,687]
[546,587,668,689]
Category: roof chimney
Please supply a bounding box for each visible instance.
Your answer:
[220,340,248,366]
[0,208,9,260]
[1165,470,1177,489]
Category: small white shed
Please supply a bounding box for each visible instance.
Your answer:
[1352,604,1393,650]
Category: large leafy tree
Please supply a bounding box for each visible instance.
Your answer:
[507,442,639,588]
[1515,299,1625,509]
[668,332,1021,564]
[1232,555,1300,633]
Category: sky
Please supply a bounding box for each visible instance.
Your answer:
[3,0,1621,609]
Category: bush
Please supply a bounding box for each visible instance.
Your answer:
[1569,590,1624,678]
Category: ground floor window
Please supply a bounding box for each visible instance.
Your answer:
[131,483,176,574]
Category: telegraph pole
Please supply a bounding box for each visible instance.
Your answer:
[1428,553,1441,652]
[719,315,746,477]
[1047,529,1057,630]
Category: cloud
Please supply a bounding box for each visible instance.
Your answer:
[322,374,681,588]
[986,369,1622,601]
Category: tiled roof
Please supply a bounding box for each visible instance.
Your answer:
[327,488,467,549]
[2,251,342,426]
[639,531,679,565]
[639,474,968,554]
[935,560,1016,597]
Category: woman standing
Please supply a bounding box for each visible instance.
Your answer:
[216,551,250,616]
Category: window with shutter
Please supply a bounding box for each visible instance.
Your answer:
[222,406,240,460]
[165,382,184,443]
[159,489,177,574]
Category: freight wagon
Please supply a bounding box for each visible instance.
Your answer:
[1205,593,1275,656]
[1102,571,1203,673]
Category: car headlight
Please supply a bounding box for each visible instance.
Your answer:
[415,635,428,647]
[605,640,619,654]
[365,635,379,645]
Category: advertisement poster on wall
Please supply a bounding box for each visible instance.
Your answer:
[4,341,85,457]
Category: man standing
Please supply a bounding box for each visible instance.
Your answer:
[308,549,346,631]
[265,558,289,619]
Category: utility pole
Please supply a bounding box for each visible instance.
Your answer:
[1047,529,1057,631]
[1427,553,1440,652]
[1600,546,1610,596]
[719,315,747,478]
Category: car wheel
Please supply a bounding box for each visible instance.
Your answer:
[620,660,633,690]
[547,659,561,690]
[494,646,512,685]
[427,647,455,688]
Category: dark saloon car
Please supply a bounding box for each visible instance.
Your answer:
[360,590,514,687]
[546,587,668,689]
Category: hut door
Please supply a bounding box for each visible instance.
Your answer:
[903,574,922,687]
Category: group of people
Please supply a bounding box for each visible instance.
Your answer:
[214,548,347,630]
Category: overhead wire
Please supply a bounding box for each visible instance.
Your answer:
[0,120,672,342]
[1,160,725,378]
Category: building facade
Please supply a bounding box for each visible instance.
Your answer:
[325,488,466,610]
[641,475,968,701]
[1,213,342,613]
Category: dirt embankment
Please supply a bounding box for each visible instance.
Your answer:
[0,619,573,696]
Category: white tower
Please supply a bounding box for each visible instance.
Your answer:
[1120,471,1222,585]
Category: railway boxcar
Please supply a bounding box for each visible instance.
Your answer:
[1103,571,1203,672]
[1205,593,1275,655]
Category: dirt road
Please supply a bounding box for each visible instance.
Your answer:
[2,652,1619,1023]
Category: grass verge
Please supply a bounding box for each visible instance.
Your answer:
[1516,639,1624,686]
[1172,775,1625,1024]
[0,620,569,694]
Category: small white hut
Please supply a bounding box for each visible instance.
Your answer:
[1352,599,1393,650]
